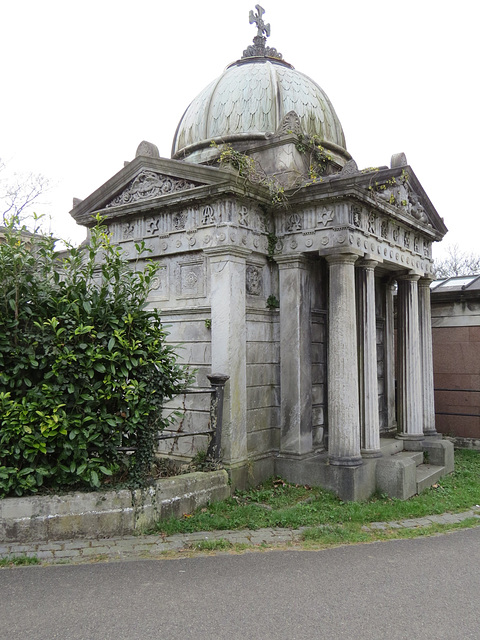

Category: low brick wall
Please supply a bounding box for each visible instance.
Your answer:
[0,470,230,544]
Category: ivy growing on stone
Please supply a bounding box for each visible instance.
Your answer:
[0,216,189,497]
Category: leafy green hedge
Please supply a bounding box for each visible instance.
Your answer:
[0,218,188,497]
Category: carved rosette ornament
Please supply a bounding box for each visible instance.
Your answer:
[106,171,198,208]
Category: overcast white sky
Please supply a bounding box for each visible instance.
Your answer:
[1,0,478,259]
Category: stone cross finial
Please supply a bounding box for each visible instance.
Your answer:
[242,5,283,60]
[249,5,270,38]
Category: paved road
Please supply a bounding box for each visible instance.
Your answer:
[1,528,479,640]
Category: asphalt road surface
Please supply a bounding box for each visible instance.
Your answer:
[1,528,479,639]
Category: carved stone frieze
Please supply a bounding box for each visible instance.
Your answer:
[286,213,302,232]
[173,211,187,230]
[238,206,249,227]
[351,205,362,228]
[318,207,334,227]
[380,220,388,239]
[146,218,160,235]
[106,171,198,208]
[122,222,135,239]
[201,205,216,225]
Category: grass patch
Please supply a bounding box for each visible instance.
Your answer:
[300,517,480,549]
[189,538,232,551]
[146,450,480,536]
[0,555,40,568]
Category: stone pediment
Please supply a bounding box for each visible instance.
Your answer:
[366,170,429,225]
[105,170,199,209]
[294,164,447,239]
[70,155,240,226]
[348,166,447,238]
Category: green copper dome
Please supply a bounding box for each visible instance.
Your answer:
[171,57,347,162]
[171,7,346,163]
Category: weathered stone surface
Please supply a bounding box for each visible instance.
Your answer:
[277,254,313,456]
[423,439,454,473]
[326,254,362,466]
[0,471,230,543]
[376,456,417,500]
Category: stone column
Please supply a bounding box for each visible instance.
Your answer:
[418,277,437,437]
[276,254,313,456]
[385,280,397,430]
[396,274,424,443]
[326,253,362,466]
[204,247,250,467]
[356,259,381,457]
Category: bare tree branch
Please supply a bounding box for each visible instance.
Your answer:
[434,243,480,278]
[0,158,51,226]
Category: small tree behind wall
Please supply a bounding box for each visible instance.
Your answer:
[0,217,189,497]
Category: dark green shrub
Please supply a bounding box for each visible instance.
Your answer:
[0,216,188,496]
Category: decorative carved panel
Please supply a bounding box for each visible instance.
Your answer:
[175,259,205,299]
[246,265,263,296]
[106,171,198,208]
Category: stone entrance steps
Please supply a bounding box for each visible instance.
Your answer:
[376,437,454,499]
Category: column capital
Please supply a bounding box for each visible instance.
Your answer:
[397,272,420,283]
[275,253,310,269]
[418,276,435,288]
[324,252,359,266]
[357,257,378,270]
[203,246,252,261]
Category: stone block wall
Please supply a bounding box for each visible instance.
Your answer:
[246,310,280,459]
[156,310,213,458]
[311,312,327,447]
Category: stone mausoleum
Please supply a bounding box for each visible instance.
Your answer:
[71,7,453,500]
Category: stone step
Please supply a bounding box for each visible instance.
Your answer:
[416,464,445,493]
[379,438,404,456]
[392,450,424,466]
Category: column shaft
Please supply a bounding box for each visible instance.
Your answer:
[396,275,423,440]
[326,254,362,466]
[357,260,381,457]
[419,278,437,436]
[385,282,397,430]
[277,255,313,456]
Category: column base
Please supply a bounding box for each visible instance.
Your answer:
[361,448,382,459]
[329,455,363,467]
[423,430,441,439]
[396,433,424,452]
